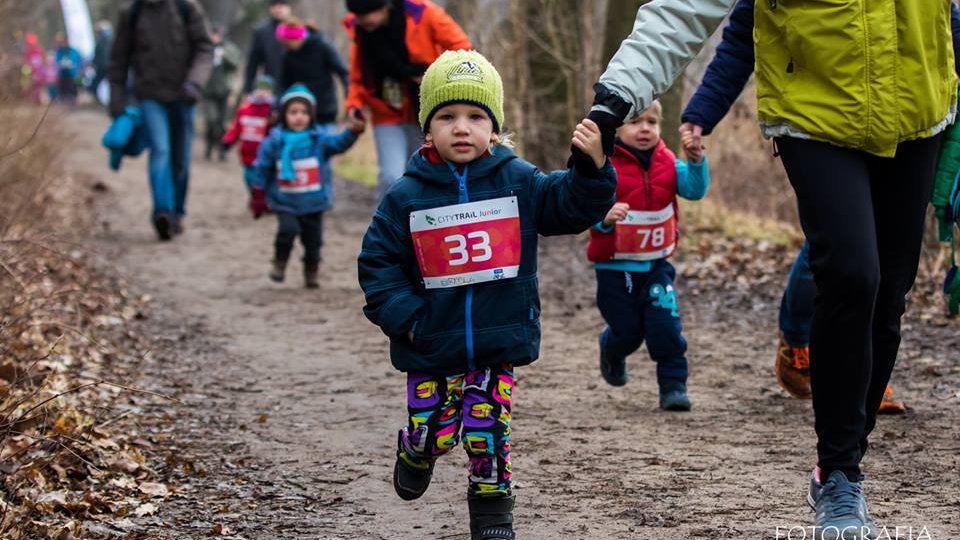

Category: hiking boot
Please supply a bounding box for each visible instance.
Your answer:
[153,213,172,241]
[776,335,811,399]
[877,385,906,415]
[304,262,319,289]
[269,259,288,283]
[810,470,876,540]
[393,431,434,501]
[468,495,515,540]
[599,329,627,386]
[659,386,692,411]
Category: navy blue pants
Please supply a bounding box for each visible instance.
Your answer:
[595,261,688,389]
[779,240,815,347]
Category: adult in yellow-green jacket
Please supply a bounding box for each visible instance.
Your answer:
[587,1,957,536]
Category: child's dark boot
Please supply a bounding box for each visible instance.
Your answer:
[658,381,692,412]
[393,431,434,500]
[304,262,320,289]
[269,258,288,283]
[468,494,516,540]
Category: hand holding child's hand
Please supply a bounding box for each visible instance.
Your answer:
[347,107,367,134]
[679,123,704,163]
[603,202,630,227]
[572,119,606,170]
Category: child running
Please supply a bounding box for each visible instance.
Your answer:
[586,100,709,411]
[223,74,276,193]
[357,50,615,540]
[250,84,362,288]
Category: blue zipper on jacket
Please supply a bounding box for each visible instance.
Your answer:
[449,162,475,371]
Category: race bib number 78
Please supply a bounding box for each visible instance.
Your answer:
[410,197,522,289]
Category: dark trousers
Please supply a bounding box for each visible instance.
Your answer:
[779,241,815,347]
[595,261,688,389]
[275,212,323,264]
[777,135,940,480]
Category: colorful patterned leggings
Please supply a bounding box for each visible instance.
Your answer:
[399,364,514,497]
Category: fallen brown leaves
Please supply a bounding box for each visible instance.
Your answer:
[0,98,174,539]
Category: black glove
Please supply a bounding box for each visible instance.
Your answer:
[182,81,203,104]
[587,109,622,157]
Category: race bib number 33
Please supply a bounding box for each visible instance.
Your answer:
[410,197,521,289]
[614,204,677,261]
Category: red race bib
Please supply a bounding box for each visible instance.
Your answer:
[276,157,321,194]
[410,197,522,289]
[614,204,677,261]
[239,116,268,142]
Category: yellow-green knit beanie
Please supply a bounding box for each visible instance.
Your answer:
[418,49,504,133]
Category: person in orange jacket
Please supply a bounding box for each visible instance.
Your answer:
[343,0,472,199]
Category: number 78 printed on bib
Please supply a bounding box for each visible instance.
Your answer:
[410,197,522,289]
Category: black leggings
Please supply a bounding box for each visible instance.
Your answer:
[275,211,323,264]
[777,136,940,481]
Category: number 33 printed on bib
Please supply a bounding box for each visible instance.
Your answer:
[614,204,677,261]
[410,197,522,289]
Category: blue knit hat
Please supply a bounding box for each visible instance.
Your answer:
[280,84,316,108]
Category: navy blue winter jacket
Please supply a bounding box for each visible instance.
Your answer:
[358,146,616,375]
[681,0,960,135]
[251,125,358,215]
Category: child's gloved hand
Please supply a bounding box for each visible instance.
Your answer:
[249,188,268,219]
[571,118,606,174]
[602,202,630,227]
[680,122,704,163]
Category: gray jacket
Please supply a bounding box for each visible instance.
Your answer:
[108,0,213,115]
[594,0,735,120]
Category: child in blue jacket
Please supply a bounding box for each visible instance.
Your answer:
[357,50,615,540]
[251,84,362,288]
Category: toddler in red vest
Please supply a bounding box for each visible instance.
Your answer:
[585,100,709,411]
[223,74,276,192]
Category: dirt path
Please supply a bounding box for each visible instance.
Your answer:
[65,109,960,539]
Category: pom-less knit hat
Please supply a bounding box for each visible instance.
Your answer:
[280,84,316,108]
[418,49,504,133]
[345,0,388,15]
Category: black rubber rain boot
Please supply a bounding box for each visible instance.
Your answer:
[393,430,434,500]
[269,258,288,283]
[303,262,320,289]
[468,495,516,540]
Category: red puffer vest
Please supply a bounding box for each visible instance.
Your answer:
[586,139,679,262]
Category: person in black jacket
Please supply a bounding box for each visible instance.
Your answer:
[243,0,290,95]
[276,18,349,126]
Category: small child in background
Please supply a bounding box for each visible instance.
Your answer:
[358,50,615,540]
[586,100,709,411]
[250,84,362,288]
[223,74,276,192]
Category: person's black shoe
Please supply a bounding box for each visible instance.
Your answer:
[153,213,172,241]
[393,431,434,501]
[469,495,516,540]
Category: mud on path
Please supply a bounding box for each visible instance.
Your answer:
[64,110,960,539]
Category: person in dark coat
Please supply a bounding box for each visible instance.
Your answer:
[109,0,214,240]
[275,18,348,125]
[243,0,290,95]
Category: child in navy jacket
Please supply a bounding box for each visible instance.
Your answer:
[357,50,615,540]
[587,100,709,411]
[251,84,362,288]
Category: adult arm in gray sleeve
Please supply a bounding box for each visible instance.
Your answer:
[594,0,736,121]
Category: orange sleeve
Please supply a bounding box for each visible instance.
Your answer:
[426,3,472,52]
[343,19,369,113]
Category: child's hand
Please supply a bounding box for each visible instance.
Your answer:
[602,202,630,227]
[347,107,367,134]
[407,330,415,343]
[572,118,605,170]
[680,124,704,163]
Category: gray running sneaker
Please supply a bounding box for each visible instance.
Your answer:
[811,471,876,540]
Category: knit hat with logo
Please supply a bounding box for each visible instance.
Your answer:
[418,49,504,133]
